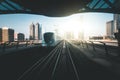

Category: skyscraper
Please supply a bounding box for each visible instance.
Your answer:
[18,33,25,41]
[2,27,14,42]
[29,23,35,40]
[64,31,74,40]
[106,20,114,37]
[54,29,61,40]
[35,23,40,40]
[114,14,120,32]
[29,22,42,40]
[78,31,84,40]
[39,24,42,40]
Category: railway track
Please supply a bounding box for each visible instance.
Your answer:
[17,40,79,80]
[16,40,120,80]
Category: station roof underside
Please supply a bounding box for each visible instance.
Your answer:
[0,0,120,17]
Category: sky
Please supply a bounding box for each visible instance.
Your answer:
[0,12,113,39]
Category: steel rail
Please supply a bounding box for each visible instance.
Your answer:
[37,42,63,72]
[51,41,64,80]
[17,41,63,80]
[66,42,80,80]
[33,41,63,80]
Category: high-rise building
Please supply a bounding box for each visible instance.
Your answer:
[39,24,42,40]
[106,20,114,37]
[0,28,2,42]
[29,22,42,40]
[2,27,14,42]
[64,31,74,40]
[78,31,84,40]
[18,33,25,41]
[35,23,40,40]
[35,23,42,40]
[114,14,120,32]
[29,23,35,40]
[36,23,42,40]
[54,29,61,40]
[40,24,42,40]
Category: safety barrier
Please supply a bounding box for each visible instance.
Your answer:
[78,40,109,55]
[0,41,34,53]
[88,41,108,55]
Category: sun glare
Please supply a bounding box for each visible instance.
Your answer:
[59,18,84,39]
[57,14,103,40]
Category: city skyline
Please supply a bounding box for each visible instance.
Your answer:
[0,13,113,39]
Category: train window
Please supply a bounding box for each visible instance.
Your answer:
[0,0,120,80]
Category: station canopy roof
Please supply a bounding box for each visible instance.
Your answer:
[0,0,120,17]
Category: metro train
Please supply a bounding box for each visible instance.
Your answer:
[43,32,55,45]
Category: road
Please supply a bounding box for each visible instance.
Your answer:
[0,40,120,80]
